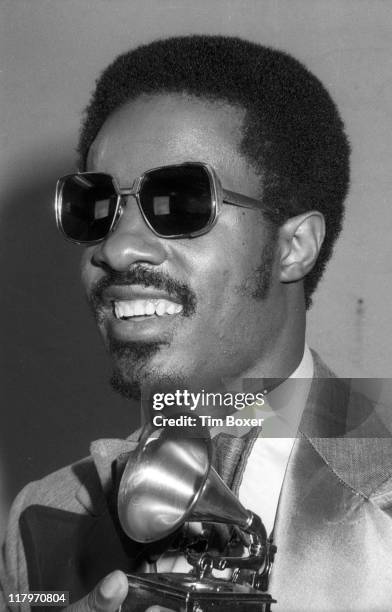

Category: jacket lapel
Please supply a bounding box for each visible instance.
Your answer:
[268,353,392,610]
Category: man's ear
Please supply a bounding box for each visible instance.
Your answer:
[278,211,325,282]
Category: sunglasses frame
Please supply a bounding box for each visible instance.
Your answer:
[55,161,261,245]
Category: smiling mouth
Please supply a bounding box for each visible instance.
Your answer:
[113,299,183,320]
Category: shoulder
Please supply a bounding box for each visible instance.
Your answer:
[11,455,101,517]
[3,455,102,570]
[5,429,142,538]
[308,349,392,502]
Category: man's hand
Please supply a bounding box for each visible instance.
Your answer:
[64,570,128,612]
[64,569,175,612]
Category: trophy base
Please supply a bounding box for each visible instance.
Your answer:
[121,573,275,611]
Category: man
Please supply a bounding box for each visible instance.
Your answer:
[1,35,392,611]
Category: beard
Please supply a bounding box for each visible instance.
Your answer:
[89,264,197,400]
[109,338,195,402]
[109,338,162,400]
[238,226,277,300]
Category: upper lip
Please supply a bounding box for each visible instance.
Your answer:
[101,285,182,304]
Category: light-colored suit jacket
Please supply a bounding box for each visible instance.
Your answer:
[1,352,392,611]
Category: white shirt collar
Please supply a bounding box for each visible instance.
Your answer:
[289,344,313,379]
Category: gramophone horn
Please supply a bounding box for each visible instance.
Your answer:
[118,421,257,544]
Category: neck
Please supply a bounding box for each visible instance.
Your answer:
[230,295,307,389]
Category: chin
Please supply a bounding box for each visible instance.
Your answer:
[110,355,189,402]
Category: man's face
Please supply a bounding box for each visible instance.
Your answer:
[81,94,286,397]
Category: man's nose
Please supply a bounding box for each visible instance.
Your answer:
[92,198,167,271]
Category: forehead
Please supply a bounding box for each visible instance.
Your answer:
[87,93,262,196]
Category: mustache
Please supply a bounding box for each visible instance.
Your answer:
[89,265,197,317]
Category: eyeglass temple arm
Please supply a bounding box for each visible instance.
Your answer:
[222,188,261,210]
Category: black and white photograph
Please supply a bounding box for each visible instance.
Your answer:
[1,1,392,610]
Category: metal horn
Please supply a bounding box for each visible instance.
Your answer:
[118,421,266,548]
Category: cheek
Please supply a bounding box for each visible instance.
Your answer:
[183,215,266,309]
[199,221,276,334]
[190,256,254,334]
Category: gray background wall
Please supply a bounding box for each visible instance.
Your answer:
[1,0,391,537]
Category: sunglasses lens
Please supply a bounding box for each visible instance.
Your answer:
[58,173,118,242]
[139,164,213,236]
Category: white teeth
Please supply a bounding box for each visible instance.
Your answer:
[146,302,155,315]
[134,302,144,316]
[156,301,166,316]
[113,298,183,319]
[122,303,135,317]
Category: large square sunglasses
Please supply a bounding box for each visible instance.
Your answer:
[55,162,261,244]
